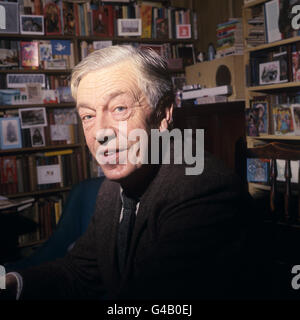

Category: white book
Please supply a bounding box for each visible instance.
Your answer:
[182,85,232,100]
[264,0,282,43]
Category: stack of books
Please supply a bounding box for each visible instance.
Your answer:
[216,18,244,57]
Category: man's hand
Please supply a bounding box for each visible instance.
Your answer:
[0,274,18,300]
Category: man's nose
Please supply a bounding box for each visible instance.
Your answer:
[95,128,116,146]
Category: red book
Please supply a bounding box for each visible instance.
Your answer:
[92,5,114,37]
[2,156,18,195]
[20,41,39,68]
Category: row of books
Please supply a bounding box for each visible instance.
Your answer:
[245,95,300,136]
[245,0,300,48]
[247,42,300,86]
[18,195,67,246]
[4,1,197,40]
[216,18,244,58]
[80,40,196,68]
[0,108,79,150]
[0,149,84,195]
[0,39,75,70]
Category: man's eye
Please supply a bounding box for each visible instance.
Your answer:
[114,106,127,113]
[81,115,93,121]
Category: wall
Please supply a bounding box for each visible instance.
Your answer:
[194,0,244,55]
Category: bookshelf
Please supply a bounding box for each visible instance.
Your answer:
[242,0,300,194]
[0,0,199,255]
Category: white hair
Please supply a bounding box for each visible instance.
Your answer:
[71,45,174,111]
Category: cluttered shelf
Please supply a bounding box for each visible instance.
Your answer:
[247,82,300,92]
[246,36,300,52]
[0,144,82,155]
[0,69,72,74]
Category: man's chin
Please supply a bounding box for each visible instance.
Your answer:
[100,163,136,182]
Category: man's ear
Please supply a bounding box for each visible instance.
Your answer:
[159,104,174,132]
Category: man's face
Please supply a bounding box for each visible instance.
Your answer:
[76,61,155,182]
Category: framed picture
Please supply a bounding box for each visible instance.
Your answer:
[0,1,19,34]
[139,44,164,57]
[19,107,47,129]
[0,117,22,149]
[30,127,45,147]
[6,74,46,88]
[251,100,269,135]
[176,24,191,39]
[44,2,62,35]
[117,19,142,36]
[259,60,280,85]
[25,83,43,104]
[20,15,44,35]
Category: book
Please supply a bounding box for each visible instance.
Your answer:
[272,104,295,135]
[20,41,39,68]
[264,0,282,43]
[245,108,259,136]
[44,2,62,35]
[92,5,114,37]
[251,100,269,134]
[247,158,269,183]
[140,4,152,38]
[62,1,77,35]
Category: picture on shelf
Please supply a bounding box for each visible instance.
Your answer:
[139,44,164,57]
[0,117,22,149]
[25,83,43,104]
[20,15,44,35]
[272,104,294,135]
[259,60,280,85]
[39,43,52,62]
[30,127,45,147]
[0,1,19,34]
[44,2,62,35]
[156,18,169,39]
[251,100,268,134]
[19,107,47,129]
[292,104,300,135]
[117,19,142,36]
[37,164,61,185]
[176,24,191,39]
[20,41,39,68]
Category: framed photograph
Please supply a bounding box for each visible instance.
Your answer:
[139,44,164,57]
[259,60,280,85]
[44,2,62,35]
[30,127,45,147]
[20,15,44,35]
[0,117,22,149]
[37,164,61,185]
[0,1,19,34]
[6,74,46,88]
[117,19,142,36]
[176,24,191,39]
[19,107,47,129]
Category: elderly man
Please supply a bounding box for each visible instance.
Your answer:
[3,45,259,300]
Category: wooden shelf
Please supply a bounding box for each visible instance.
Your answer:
[246,36,300,52]
[0,102,75,110]
[6,187,72,199]
[247,82,300,92]
[77,36,196,43]
[247,135,300,141]
[243,0,267,9]
[0,143,82,155]
[0,69,72,74]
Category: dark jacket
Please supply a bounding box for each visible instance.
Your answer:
[18,152,260,300]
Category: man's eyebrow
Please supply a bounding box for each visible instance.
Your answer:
[76,90,127,110]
